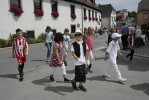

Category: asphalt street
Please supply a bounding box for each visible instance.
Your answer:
[0,35,149,100]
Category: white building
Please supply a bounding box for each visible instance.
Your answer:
[100,4,116,28]
[0,0,101,39]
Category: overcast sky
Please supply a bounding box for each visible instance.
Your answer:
[95,0,141,12]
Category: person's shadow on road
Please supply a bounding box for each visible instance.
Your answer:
[0,74,18,79]
[32,77,73,95]
[131,83,149,96]
[87,75,124,84]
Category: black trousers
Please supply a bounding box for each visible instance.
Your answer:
[126,49,134,60]
[121,35,128,50]
[74,64,86,83]
[18,63,24,77]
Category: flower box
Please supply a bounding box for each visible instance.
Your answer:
[84,16,87,20]
[51,12,59,18]
[10,5,23,16]
[89,17,91,21]
[96,18,98,21]
[71,14,76,19]
[34,9,44,17]
[92,17,95,21]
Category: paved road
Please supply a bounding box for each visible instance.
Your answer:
[0,35,149,100]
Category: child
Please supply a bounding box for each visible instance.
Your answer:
[124,33,135,63]
[71,29,89,92]
[103,33,127,83]
[63,28,71,66]
[49,32,70,82]
[12,28,29,81]
[45,26,53,62]
[84,27,94,73]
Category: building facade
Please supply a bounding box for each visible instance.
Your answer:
[137,0,149,25]
[0,0,101,39]
[100,4,116,28]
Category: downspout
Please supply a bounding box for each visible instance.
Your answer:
[81,5,84,32]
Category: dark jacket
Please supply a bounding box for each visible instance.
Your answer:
[72,41,86,58]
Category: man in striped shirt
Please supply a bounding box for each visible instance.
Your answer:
[12,28,29,81]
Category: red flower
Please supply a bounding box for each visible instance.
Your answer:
[71,14,76,19]
[84,16,87,20]
[34,9,44,17]
[51,12,59,18]
[10,4,23,16]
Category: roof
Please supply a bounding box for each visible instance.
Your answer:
[63,0,101,12]
[100,4,116,18]
[138,0,149,11]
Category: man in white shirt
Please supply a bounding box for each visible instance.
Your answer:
[103,33,127,83]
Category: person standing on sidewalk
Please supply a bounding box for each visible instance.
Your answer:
[49,32,70,82]
[12,28,29,82]
[103,33,127,83]
[121,23,129,50]
[71,29,89,92]
[63,28,71,66]
[45,26,53,62]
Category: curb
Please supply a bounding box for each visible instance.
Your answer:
[0,42,44,51]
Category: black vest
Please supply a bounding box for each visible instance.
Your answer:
[72,41,86,58]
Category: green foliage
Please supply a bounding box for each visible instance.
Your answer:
[0,39,8,48]
[69,33,75,39]
[7,34,16,47]
[27,38,37,44]
[37,33,45,42]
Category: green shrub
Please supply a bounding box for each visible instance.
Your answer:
[37,33,45,43]
[0,39,8,48]
[7,34,16,47]
[27,38,37,44]
[69,33,75,39]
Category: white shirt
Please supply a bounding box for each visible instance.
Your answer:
[106,40,120,60]
[63,34,71,50]
[136,29,142,38]
[71,40,88,66]
[45,31,53,42]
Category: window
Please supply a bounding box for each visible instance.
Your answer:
[10,0,21,7]
[51,1,58,12]
[92,11,94,18]
[71,25,76,33]
[70,5,75,14]
[84,9,86,16]
[95,12,97,18]
[26,30,35,38]
[51,29,56,35]
[88,10,90,17]
[34,0,42,10]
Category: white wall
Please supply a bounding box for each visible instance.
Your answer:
[0,0,101,39]
[101,18,109,28]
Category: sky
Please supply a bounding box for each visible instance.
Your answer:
[95,0,142,12]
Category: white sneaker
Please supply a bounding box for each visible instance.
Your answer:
[118,78,127,82]
[124,55,129,61]
[102,74,111,78]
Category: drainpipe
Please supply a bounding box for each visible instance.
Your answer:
[81,5,84,32]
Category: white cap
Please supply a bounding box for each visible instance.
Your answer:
[75,29,82,34]
[111,33,122,39]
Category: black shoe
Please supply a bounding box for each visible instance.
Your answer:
[19,77,24,82]
[64,61,67,66]
[50,76,56,82]
[64,78,71,82]
[71,80,78,90]
[78,85,87,92]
